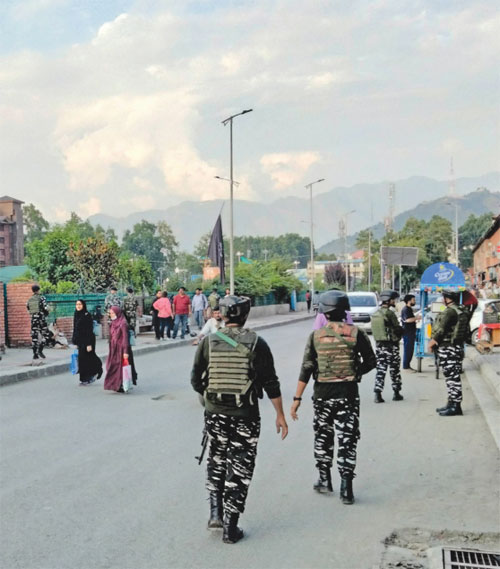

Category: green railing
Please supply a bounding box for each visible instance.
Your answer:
[45,293,109,321]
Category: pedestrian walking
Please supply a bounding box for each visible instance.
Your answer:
[371,290,404,403]
[401,294,420,371]
[306,290,312,313]
[153,291,173,339]
[104,306,138,392]
[172,287,191,339]
[72,300,102,385]
[26,284,51,363]
[428,289,469,416]
[150,290,163,340]
[191,295,288,544]
[291,291,375,505]
[192,288,208,331]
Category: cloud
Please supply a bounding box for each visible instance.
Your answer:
[78,196,101,217]
[260,152,322,190]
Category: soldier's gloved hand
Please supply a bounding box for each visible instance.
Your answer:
[291,400,301,421]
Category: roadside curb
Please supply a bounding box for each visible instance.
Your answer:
[466,350,500,403]
[0,314,312,387]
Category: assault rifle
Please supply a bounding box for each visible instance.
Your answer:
[195,427,208,465]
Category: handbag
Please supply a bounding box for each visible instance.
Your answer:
[128,329,136,346]
[122,357,133,392]
[70,349,79,375]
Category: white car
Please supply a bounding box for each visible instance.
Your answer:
[347,292,379,333]
[469,299,500,344]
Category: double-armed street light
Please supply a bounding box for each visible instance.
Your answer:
[305,178,325,294]
[222,109,253,294]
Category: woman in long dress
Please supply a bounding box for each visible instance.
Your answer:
[104,306,137,392]
[72,299,103,385]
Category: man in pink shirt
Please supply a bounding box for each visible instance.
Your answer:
[172,287,191,340]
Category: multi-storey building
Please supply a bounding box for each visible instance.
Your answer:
[0,196,24,267]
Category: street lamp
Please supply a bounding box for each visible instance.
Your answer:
[222,108,253,294]
[445,201,459,266]
[343,210,356,292]
[215,175,240,187]
[305,178,325,297]
[237,251,242,263]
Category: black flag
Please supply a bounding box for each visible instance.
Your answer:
[207,215,225,284]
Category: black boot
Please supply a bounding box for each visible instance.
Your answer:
[207,492,223,530]
[436,399,451,413]
[392,391,403,401]
[374,391,384,403]
[38,346,46,359]
[439,402,463,416]
[32,347,39,360]
[313,468,333,494]
[222,513,244,544]
[340,478,355,505]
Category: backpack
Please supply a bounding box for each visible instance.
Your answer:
[450,305,470,344]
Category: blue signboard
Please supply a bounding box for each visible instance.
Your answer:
[420,262,465,290]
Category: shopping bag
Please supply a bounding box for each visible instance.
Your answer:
[122,358,133,392]
[93,320,101,337]
[70,349,79,375]
[128,329,136,346]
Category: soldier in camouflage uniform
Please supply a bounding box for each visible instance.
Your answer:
[26,284,51,361]
[371,290,404,403]
[104,286,122,312]
[291,291,376,505]
[191,295,288,544]
[123,287,139,332]
[428,289,468,416]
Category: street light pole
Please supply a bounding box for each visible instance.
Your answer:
[344,210,356,292]
[305,178,325,297]
[222,109,253,294]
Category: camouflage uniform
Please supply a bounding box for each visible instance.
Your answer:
[104,292,122,312]
[26,294,51,358]
[299,322,376,481]
[191,327,282,516]
[372,306,403,396]
[123,295,139,331]
[432,305,466,404]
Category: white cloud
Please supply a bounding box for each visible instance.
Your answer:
[78,197,101,217]
[260,152,322,190]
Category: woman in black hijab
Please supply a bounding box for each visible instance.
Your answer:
[72,299,103,385]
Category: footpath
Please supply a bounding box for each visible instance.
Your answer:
[0,310,312,387]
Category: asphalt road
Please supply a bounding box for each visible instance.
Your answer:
[1,320,499,569]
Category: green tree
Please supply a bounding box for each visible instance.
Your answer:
[68,237,120,292]
[122,220,164,272]
[458,212,494,269]
[23,203,50,243]
[117,253,155,293]
[157,220,179,272]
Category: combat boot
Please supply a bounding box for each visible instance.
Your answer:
[439,402,463,416]
[32,347,39,360]
[374,391,385,403]
[340,478,355,505]
[392,391,403,401]
[222,513,244,544]
[313,468,333,494]
[38,346,46,359]
[207,492,223,530]
[435,399,451,413]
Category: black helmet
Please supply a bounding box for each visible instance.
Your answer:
[318,290,350,315]
[219,295,251,325]
[442,289,460,303]
[380,290,399,303]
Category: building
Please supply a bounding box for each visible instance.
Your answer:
[0,196,24,267]
[307,251,365,288]
[472,214,500,287]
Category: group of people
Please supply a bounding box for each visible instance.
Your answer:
[189,287,472,545]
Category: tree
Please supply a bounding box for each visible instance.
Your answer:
[458,213,494,269]
[193,231,212,259]
[122,220,164,272]
[117,253,155,293]
[157,220,179,272]
[23,203,50,243]
[68,237,120,292]
[324,262,346,286]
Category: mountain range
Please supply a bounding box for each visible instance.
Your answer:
[88,172,500,252]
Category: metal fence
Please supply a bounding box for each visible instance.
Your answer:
[45,293,109,321]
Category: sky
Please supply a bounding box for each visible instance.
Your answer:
[0,0,499,223]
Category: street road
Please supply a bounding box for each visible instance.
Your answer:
[1,320,499,569]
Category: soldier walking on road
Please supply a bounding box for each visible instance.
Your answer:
[191,295,288,544]
[428,289,469,416]
[26,284,51,363]
[291,291,376,505]
[371,290,404,403]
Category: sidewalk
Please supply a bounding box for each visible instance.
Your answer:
[0,310,313,386]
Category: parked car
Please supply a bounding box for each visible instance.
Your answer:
[469,299,500,344]
[347,292,379,333]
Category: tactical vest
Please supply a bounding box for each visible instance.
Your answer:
[313,322,358,382]
[371,307,400,342]
[27,295,41,315]
[444,305,469,344]
[206,328,258,407]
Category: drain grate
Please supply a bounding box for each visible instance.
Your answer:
[443,548,500,569]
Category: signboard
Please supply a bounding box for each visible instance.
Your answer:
[420,262,465,288]
[380,246,419,266]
